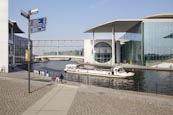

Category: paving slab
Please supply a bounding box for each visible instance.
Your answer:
[0,70,54,115]
[22,84,78,115]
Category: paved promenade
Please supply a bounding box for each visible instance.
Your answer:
[1,68,173,115]
[22,84,78,115]
[21,83,173,115]
[68,85,173,115]
[0,68,55,115]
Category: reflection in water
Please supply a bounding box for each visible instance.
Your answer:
[65,73,134,89]
[32,61,173,95]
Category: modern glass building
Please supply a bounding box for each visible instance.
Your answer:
[143,20,173,66]
[8,21,27,70]
[14,35,28,64]
[85,14,173,66]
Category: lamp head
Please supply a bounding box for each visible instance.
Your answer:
[29,9,39,15]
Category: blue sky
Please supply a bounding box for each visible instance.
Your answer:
[9,0,173,40]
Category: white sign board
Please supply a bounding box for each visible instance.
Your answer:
[30,17,46,27]
[30,17,47,33]
[30,25,46,33]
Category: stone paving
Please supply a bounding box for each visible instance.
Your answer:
[68,85,173,115]
[1,68,173,115]
[0,70,55,115]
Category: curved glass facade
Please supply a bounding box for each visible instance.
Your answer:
[144,22,173,66]
[94,42,112,63]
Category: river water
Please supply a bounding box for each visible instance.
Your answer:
[32,60,173,95]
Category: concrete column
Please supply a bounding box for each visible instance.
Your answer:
[112,27,115,65]
[141,22,145,65]
[12,25,16,65]
[116,40,121,64]
[0,0,8,72]
[92,31,95,63]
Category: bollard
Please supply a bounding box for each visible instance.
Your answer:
[137,82,140,91]
[87,76,89,85]
[155,83,158,94]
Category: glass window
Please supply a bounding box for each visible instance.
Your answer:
[121,33,142,65]
[15,36,28,63]
[94,42,112,63]
[144,22,173,66]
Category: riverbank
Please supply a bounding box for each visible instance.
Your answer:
[1,69,173,115]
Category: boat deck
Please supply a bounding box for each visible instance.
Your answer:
[66,70,131,79]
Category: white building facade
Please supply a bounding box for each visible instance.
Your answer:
[0,0,8,72]
[84,39,120,65]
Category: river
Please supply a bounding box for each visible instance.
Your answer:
[32,60,173,95]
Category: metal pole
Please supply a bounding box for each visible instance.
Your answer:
[21,9,38,93]
[28,15,31,93]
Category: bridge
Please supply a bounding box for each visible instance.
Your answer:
[34,55,84,62]
[32,40,84,62]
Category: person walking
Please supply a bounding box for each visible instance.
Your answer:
[60,73,64,83]
[46,71,49,77]
[55,73,60,83]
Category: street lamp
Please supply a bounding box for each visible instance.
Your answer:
[21,9,39,93]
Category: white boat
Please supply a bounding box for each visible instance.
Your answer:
[64,64,134,79]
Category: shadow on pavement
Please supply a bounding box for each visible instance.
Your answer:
[31,79,52,82]
[31,83,54,93]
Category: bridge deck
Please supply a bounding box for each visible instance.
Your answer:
[34,55,84,59]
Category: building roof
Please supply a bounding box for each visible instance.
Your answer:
[144,13,173,19]
[85,14,173,33]
[9,20,24,33]
[85,19,142,33]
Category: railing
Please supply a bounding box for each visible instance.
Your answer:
[32,40,84,56]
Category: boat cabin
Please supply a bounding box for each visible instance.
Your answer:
[64,64,79,72]
[113,66,126,75]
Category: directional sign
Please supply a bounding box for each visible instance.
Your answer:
[30,17,47,27]
[30,25,46,33]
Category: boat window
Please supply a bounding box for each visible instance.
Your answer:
[67,65,76,69]
[118,68,125,73]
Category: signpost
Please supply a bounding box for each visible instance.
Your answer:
[21,9,47,93]
[31,25,46,33]
[30,17,47,33]
[30,17,47,27]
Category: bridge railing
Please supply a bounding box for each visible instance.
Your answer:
[32,40,84,57]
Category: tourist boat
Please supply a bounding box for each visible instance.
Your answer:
[64,64,135,79]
